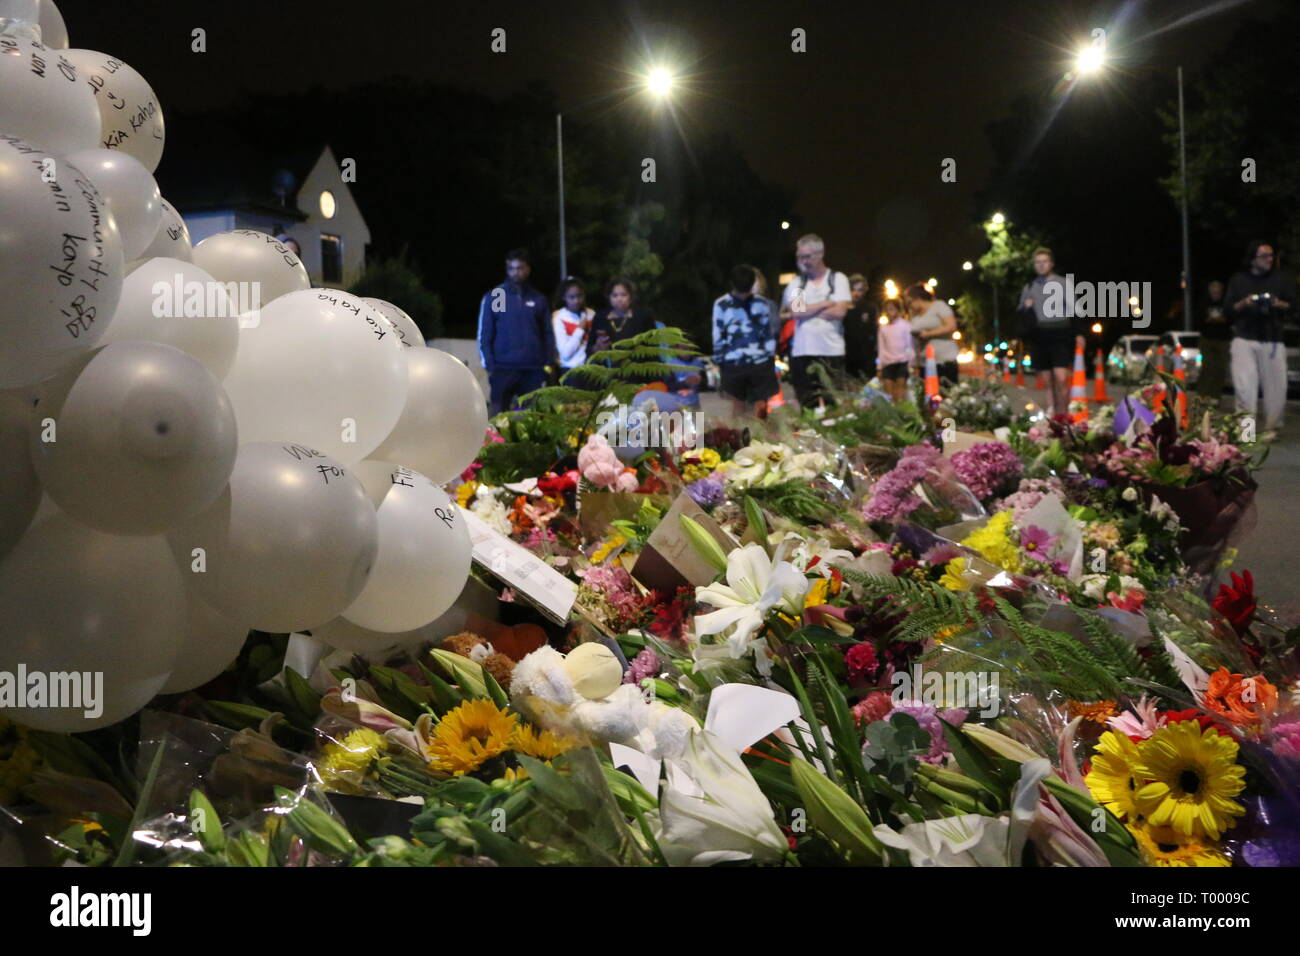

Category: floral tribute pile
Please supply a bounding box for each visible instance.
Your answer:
[3,330,1296,868]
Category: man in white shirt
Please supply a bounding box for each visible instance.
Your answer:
[780,233,851,409]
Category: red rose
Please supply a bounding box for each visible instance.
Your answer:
[1212,570,1256,637]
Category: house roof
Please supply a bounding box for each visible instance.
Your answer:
[154,115,326,222]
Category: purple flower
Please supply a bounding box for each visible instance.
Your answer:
[1019,525,1055,557]
[685,472,726,509]
[622,648,661,685]
[950,441,1023,501]
[864,444,942,523]
[892,702,968,764]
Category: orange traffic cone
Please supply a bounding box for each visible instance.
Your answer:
[924,344,941,402]
[1035,370,1046,390]
[1173,346,1188,427]
[768,389,785,410]
[1002,357,1012,384]
[1154,345,1166,373]
[1069,342,1089,423]
[1015,359,1026,387]
[1092,349,1109,402]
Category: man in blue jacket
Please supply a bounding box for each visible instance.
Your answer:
[477,248,557,415]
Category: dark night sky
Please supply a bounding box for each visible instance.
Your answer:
[55,0,1276,288]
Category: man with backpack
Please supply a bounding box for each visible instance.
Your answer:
[779,233,852,409]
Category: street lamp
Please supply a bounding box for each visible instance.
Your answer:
[1072,43,1193,332]
[558,68,675,278]
[990,212,1005,226]
[780,220,790,231]
[962,260,973,271]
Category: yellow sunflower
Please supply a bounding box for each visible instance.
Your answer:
[1085,729,1144,822]
[1127,823,1231,868]
[512,723,575,761]
[1133,721,1246,841]
[425,699,519,776]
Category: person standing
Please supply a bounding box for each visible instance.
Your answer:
[843,273,877,379]
[876,297,913,403]
[1226,240,1293,436]
[591,278,657,352]
[477,248,556,416]
[1016,247,1084,418]
[904,283,959,385]
[779,233,851,409]
[1196,278,1231,402]
[552,277,594,370]
[712,264,780,417]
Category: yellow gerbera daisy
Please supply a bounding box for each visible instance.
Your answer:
[1127,823,1231,867]
[425,699,519,776]
[1085,729,1144,822]
[1133,721,1246,841]
[512,723,575,761]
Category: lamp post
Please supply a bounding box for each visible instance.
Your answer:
[557,68,674,280]
[1074,45,1193,332]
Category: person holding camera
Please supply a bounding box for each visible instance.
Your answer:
[1226,240,1293,436]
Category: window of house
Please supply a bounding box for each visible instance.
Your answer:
[320,233,343,284]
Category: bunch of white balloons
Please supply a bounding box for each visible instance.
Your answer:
[0,1,488,732]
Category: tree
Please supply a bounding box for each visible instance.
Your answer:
[349,252,444,340]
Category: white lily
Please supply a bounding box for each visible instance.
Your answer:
[776,533,855,577]
[693,544,809,667]
[873,759,1050,866]
[658,729,788,866]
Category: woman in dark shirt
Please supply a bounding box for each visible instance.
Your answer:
[591,278,657,351]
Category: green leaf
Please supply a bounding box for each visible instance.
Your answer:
[790,757,882,865]
[283,667,322,721]
[465,819,538,866]
[428,648,488,699]
[202,700,282,731]
[939,720,1010,810]
[743,495,769,546]
[482,670,511,710]
[225,830,270,867]
[187,789,225,853]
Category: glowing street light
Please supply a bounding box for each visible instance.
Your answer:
[883,278,898,298]
[990,212,1005,226]
[1090,322,1103,334]
[646,68,675,98]
[780,220,790,230]
[1074,44,1105,75]
[926,277,938,288]
[962,260,973,271]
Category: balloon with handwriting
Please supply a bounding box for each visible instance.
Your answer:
[0,390,41,561]
[62,147,161,260]
[29,341,237,535]
[340,461,471,633]
[168,442,379,633]
[362,298,424,349]
[0,136,124,388]
[101,257,239,381]
[368,346,488,483]
[220,289,408,463]
[0,37,100,156]
[0,512,185,732]
[191,229,310,306]
[133,198,191,265]
[160,590,249,694]
[62,48,165,172]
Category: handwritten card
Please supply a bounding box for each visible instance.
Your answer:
[462,510,577,625]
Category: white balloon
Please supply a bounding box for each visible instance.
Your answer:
[0,135,125,388]
[0,390,41,560]
[29,341,238,535]
[38,0,68,49]
[161,591,249,694]
[341,462,472,633]
[310,615,428,654]
[63,148,161,260]
[0,37,100,156]
[191,229,310,306]
[0,512,185,732]
[363,298,424,349]
[369,347,488,483]
[101,257,239,380]
[62,48,165,172]
[137,198,191,262]
[169,442,379,633]
[221,289,408,463]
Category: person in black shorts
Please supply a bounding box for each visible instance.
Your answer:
[712,264,780,417]
[1016,247,1084,417]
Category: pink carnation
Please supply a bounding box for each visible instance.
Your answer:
[579,433,626,488]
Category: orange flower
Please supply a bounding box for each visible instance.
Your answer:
[1202,667,1277,726]
[1069,700,1118,725]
